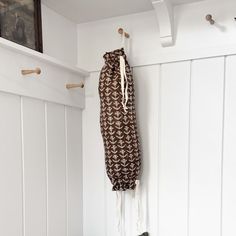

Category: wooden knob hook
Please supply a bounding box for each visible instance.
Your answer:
[66,82,84,89]
[206,14,215,25]
[118,28,130,38]
[21,67,41,75]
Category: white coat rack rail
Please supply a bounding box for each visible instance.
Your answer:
[21,67,85,89]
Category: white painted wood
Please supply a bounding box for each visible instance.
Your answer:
[0,9,85,235]
[172,0,203,4]
[189,57,224,236]
[0,93,23,236]
[46,103,67,236]
[77,0,236,72]
[42,0,202,23]
[0,37,89,77]
[42,4,79,66]
[82,72,106,236]
[124,190,135,236]
[222,55,236,236]
[21,98,47,236]
[42,0,153,23]
[133,65,160,236]
[105,180,120,236]
[151,0,174,47]
[159,61,190,236]
[82,56,236,236]
[66,107,83,236]
[0,42,86,109]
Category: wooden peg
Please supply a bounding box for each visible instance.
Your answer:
[21,67,41,75]
[118,28,130,38]
[66,82,84,89]
[206,14,215,25]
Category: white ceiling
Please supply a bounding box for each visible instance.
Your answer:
[42,0,204,23]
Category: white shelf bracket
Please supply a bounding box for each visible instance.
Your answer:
[151,0,175,47]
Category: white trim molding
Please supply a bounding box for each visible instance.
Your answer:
[0,38,89,78]
[0,38,87,109]
[151,0,174,47]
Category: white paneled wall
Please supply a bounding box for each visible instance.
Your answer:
[0,93,83,236]
[83,54,236,236]
[22,98,47,236]
[159,61,190,236]
[222,55,236,236]
[83,72,106,236]
[47,103,67,236]
[67,107,83,236]
[189,58,224,236]
[0,93,23,236]
[133,66,159,236]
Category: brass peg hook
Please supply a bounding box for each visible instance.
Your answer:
[206,14,215,25]
[21,67,41,75]
[118,28,130,38]
[66,82,84,89]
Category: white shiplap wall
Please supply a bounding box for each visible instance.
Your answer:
[83,54,236,236]
[0,94,83,236]
[0,34,86,236]
[79,1,236,234]
[0,1,85,234]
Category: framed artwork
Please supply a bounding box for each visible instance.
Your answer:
[0,0,43,52]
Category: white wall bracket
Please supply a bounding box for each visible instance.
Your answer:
[151,0,175,47]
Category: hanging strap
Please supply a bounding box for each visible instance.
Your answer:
[120,30,130,57]
[135,180,142,234]
[116,191,122,233]
[120,56,129,113]
[116,184,142,235]
[121,31,125,49]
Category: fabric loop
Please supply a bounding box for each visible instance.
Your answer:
[120,55,129,113]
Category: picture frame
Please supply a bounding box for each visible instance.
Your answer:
[0,0,43,52]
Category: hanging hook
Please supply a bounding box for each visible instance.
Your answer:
[66,82,84,89]
[118,28,130,38]
[206,14,215,25]
[21,67,41,75]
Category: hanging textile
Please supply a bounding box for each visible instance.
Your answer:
[98,48,141,191]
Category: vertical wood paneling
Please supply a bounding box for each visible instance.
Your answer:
[133,65,160,236]
[0,92,83,236]
[83,72,106,236]
[189,57,224,236]
[105,180,120,236]
[124,190,135,236]
[0,93,23,236]
[22,98,47,236]
[222,55,236,236]
[46,102,67,236]
[159,61,191,236]
[67,56,236,236]
[66,106,83,236]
